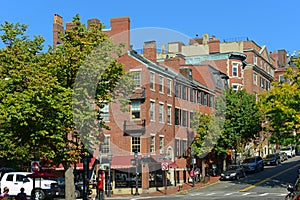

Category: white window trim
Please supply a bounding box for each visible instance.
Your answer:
[159,76,164,94]
[232,62,239,77]
[150,134,155,154]
[150,99,155,122]
[150,72,155,91]
[167,78,172,96]
[253,73,257,85]
[159,135,165,155]
[167,104,172,125]
[129,69,142,89]
[159,102,164,124]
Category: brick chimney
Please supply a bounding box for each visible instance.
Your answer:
[209,35,220,54]
[53,14,64,48]
[87,18,101,29]
[143,41,157,63]
[104,17,130,52]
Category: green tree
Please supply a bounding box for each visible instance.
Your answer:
[215,89,262,163]
[259,58,300,145]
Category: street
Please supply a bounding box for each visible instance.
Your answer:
[83,155,300,200]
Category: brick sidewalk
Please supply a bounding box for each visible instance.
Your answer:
[105,176,220,199]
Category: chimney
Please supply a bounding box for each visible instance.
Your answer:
[143,41,157,63]
[87,18,101,29]
[278,49,287,67]
[106,17,130,51]
[209,36,220,54]
[53,14,64,48]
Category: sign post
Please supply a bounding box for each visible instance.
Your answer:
[161,162,169,195]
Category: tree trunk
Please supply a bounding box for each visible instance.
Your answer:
[65,166,76,200]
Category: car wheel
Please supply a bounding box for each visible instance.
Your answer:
[31,189,45,200]
[75,190,81,198]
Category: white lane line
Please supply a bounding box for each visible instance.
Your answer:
[242,192,251,196]
[206,192,216,196]
[259,193,269,196]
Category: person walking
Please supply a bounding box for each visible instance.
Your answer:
[0,187,11,200]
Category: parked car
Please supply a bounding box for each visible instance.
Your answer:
[280,146,296,158]
[0,172,58,199]
[56,178,92,198]
[263,154,281,166]
[220,165,246,180]
[279,152,288,162]
[242,156,264,173]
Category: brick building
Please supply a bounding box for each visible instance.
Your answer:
[53,15,228,195]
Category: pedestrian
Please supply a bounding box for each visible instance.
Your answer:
[16,188,27,200]
[0,187,10,200]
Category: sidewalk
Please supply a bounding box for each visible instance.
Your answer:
[105,176,220,199]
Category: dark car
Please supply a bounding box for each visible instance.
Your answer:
[220,165,246,180]
[242,156,264,173]
[56,178,87,198]
[263,154,281,166]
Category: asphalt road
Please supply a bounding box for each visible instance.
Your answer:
[56,155,300,200]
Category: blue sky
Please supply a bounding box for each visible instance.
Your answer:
[1,0,299,55]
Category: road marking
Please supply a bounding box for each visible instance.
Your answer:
[259,193,269,196]
[242,192,251,196]
[206,192,216,196]
[224,192,235,196]
[239,162,300,192]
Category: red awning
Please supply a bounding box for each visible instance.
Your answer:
[55,157,96,171]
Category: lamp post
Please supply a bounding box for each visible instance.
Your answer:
[107,151,112,197]
[134,151,139,196]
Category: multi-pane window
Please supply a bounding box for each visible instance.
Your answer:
[190,88,194,102]
[131,101,141,119]
[181,110,188,127]
[203,93,207,106]
[181,140,187,157]
[254,55,257,65]
[159,136,164,155]
[159,103,164,123]
[175,108,180,125]
[150,72,155,91]
[167,79,172,96]
[182,85,187,100]
[100,104,110,122]
[159,76,164,93]
[279,75,285,83]
[150,100,155,121]
[209,95,214,108]
[175,139,180,157]
[150,135,155,153]
[253,73,257,85]
[132,136,141,153]
[232,63,238,77]
[131,71,141,88]
[101,135,110,154]
[197,91,202,104]
[232,85,238,91]
[167,105,172,124]
[189,112,194,128]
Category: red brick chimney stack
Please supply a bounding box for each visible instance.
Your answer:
[53,14,64,48]
[143,41,157,63]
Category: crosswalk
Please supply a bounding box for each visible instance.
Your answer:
[188,191,287,198]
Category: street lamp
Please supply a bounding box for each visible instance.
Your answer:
[134,151,139,195]
[107,151,112,197]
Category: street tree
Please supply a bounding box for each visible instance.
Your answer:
[259,58,300,146]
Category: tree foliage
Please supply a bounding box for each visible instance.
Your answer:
[259,58,300,145]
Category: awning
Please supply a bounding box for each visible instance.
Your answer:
[55,157,96,171]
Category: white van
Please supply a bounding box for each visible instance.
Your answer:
[0,172,58,199]
[280,147,296,158]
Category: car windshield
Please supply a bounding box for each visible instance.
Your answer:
[228,165,238,170]
[243,158,255,163]
[266,154,275,158]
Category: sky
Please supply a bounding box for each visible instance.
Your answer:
[1,0,299,55]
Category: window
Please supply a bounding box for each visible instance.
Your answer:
[159,76,164,93]
[260,77,265,88]
[181,110,188,127]
[209,94,214,108]
[100,104,110,122]
[131,71,141,88]
[167,105,172,124]
[175,108,180,125]
[167,79,172,96]
[182,85,187,100]
[150,72,155,91]
[132,136,141,153]
[254,55,257,65]
[16,174,26,182]
[101,135,110,154]
[131,101,141,119]
[253,73,257,85]
[175,83,181,98]
[6,174,13,182]
[159,136,164,155]
[232,85,238,91]
[279,75,285,83]
[189,112,194,128]
[150,100,155,121]
[203,93,208,106]
[197,91,202,104]
[190,88,194,102]
[150,135,155,153]
[232,63,238,77]
[159,103,164,123]
[180,140,187,157]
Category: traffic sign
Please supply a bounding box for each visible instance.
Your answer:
[31,161,40,173]
[161,162,169,171]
